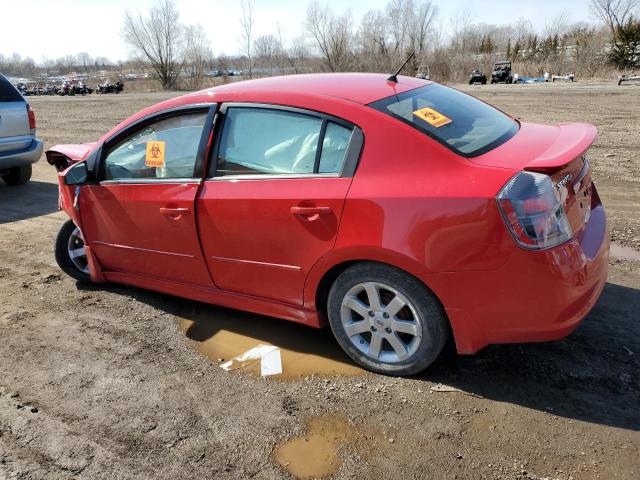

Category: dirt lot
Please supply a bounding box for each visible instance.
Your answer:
[1,82,639,480]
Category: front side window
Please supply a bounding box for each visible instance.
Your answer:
[369,84,518,157]
[216,107,353,176]
[104,112,207,180]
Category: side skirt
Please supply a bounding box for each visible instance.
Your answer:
[102,271,323,328]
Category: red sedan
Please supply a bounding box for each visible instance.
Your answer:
[48,74,609,375]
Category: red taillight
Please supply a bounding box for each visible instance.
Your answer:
[27,104,36,132]
[497,171,573,250]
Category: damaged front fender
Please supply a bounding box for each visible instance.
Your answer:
[55,160,105,283]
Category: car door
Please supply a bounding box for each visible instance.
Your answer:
[196,104,363,305]
[79,105,216,287]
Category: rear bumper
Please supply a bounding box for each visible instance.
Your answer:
[0,139,43,170]
[444,190,609,354]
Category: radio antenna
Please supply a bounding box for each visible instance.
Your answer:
[387,51,416,83]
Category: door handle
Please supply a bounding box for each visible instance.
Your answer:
[160,207,190,218]
[290,206,332,221]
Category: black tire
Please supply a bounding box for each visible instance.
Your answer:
[55,220,91,282]
[2,165,32,185]
[327,262,448,376]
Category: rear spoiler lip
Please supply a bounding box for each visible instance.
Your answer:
[523,123,597,172]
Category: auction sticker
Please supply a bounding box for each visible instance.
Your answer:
[413,108,452,128]
[145,141,165,168]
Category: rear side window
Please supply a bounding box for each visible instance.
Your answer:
[369,84,518,157]
[0,75,23,102]
[216,107,353,176]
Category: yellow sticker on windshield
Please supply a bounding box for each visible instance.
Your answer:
[413,107,452,128]
[145,141,165,168]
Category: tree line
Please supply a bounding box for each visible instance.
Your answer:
[2,0,639,89]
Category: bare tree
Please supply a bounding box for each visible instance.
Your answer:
[449,8,475,54]
[289,36,310,74]
[123,0,184,90]
[77,52,92,73]
[255,34,278,73]
[591,0,640,33]
[239,0,255,78]
[306,1,353,71]
[184,25,211,90]
[275,23,289,74]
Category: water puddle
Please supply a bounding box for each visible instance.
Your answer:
[178,303,364,380]
[610,243,640,262]
[274,415,357,479]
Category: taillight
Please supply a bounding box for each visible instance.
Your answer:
[497,171,572,250]
[27,104,36,133]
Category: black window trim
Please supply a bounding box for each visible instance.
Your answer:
[94,103,218,184]
[368,84,519,158]
[207,102,364,180]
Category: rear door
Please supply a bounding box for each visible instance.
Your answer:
[0,75,31,153]
[197,104,363,305]
[79,105,216,286]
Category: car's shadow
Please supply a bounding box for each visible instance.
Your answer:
[79,280,640,431]
[0,180,59,223]
[424,282,640,431]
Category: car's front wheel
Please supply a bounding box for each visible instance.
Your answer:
[2,165,32,186]
[327,263,448,376]
[55,220,91,282]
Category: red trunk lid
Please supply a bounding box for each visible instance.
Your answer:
[476,122,597,239]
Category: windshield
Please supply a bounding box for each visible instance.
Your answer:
[368,84,518,157]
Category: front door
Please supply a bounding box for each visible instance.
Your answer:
[80,107,215,287]
[197,105,362,304]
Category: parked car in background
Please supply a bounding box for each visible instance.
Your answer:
[48,73,608,376]
[0,73,42,185]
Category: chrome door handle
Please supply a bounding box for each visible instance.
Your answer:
[160,207,190,219]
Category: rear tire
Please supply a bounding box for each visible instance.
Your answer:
[2,165,32,186]
[327,262,448,376]
[55,220,91,282]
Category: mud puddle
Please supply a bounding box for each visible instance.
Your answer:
[178,303,363,380]
[610,242,640,262]
[274,415,358,479]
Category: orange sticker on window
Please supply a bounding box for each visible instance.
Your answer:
[145,141,165,168]
[413,107,452,128]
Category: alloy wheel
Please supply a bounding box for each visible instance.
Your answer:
[340,281,423,363]
[67,227,89,274]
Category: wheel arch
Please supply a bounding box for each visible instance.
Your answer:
[305,247,449,319]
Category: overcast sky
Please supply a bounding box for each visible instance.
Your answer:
[0,0,594,62]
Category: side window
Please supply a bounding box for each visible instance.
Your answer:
[217,108,323,176]
[104,112,207,180]
[319,122,353,174]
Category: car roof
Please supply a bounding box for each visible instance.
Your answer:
[198,73,429,105]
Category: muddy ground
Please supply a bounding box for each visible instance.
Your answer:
[0,82,639,479]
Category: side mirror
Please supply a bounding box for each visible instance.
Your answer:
[64,161,88,185]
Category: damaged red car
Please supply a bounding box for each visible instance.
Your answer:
[48,74,609,375]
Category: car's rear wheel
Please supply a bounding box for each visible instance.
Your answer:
[2,165,32,186]
[55,220,91,282]
[327,263,448,376]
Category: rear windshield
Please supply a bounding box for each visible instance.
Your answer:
[0,75,23,102]
[369,84,518,157]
